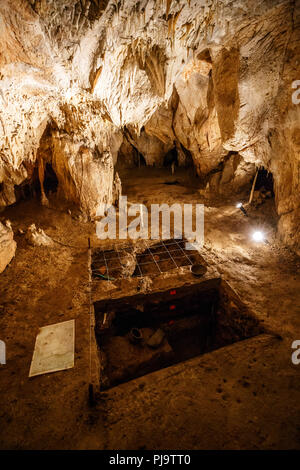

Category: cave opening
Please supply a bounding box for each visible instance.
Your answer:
[14,168,40,202]
[14,162,58,203]
[248,167,275,208]
[254,168,274,195]
[163,147,178,168]
[135,152,146,167]
[197,48,212,63]
[43,163,59,195]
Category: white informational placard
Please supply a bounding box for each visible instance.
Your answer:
[29,319,75,377]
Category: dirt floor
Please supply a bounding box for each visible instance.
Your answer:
[0,167,299,449]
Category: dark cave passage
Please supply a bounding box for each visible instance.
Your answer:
[43,163,59,195]
[255,168,274,195]
[163,147,178,168]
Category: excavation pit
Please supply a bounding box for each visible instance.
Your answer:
[91,239,205,279]
[94,279,264,390]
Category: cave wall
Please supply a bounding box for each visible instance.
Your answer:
[0,0,121,217]
[0,0,299,250]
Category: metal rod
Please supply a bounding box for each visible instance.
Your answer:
[249,168,259,205]
[146,242,162,274]
[162,239,179,268]
[102,250,110,279]
[174,239,194,265]
[87,238,95,406]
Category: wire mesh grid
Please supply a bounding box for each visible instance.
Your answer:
[91,239,198,280]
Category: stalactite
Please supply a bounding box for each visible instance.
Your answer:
[166,0,172,18]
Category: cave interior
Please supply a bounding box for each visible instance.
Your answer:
[0,0,299,452]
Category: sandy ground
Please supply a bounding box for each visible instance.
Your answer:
[0,167,299,449]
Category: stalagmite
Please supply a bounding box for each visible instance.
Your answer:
[38,156,49,207]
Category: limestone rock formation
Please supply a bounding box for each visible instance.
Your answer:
[0,220,16,273]
[25,223,54,247]
[0,0,299,250]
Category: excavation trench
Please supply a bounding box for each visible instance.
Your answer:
[94,279,265,390]
[91,239,205,279]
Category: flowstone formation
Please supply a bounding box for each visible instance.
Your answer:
[0,0,299,251]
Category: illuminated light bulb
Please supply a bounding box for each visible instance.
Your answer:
[252,231,265,242]
[236,202,248,216]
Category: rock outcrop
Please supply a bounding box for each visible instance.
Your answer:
[0,220,16,273]
[25,223,54,247]
[0,0,299,250]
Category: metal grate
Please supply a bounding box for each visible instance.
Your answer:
[91,239,200,280]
